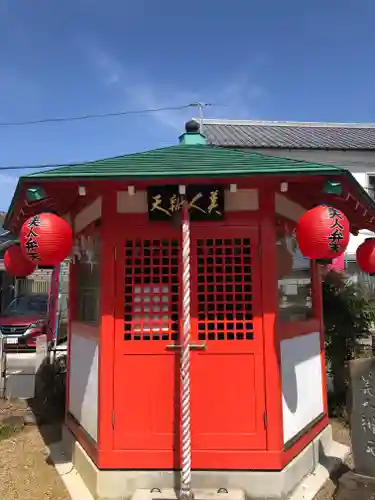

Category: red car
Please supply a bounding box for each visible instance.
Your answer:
[0,294,50,351]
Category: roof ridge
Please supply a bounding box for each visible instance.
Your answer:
[198,118,375,129]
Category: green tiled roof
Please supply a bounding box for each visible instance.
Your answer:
[24,144,344,180]
[6,143,375,230]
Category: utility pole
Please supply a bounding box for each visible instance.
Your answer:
[196,102,205,133]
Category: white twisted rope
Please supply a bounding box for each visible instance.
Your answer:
[180,203,192,500]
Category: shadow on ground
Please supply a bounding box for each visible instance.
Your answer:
[26,358,67,463]
[315,434,352,500]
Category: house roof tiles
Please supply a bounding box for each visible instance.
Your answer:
[200,119,375,150]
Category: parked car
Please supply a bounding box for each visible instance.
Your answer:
[0,293,50,351]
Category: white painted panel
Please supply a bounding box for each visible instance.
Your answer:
[275,193,306,222]
[225,189,258,211]
[281,332,324,444]
[68,323,99,442]
[117,191,148,213]
[74,197,102,234]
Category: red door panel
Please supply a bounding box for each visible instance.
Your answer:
[191,353,261,449]
[113,354,177,450]
[113,228,180,451]
[113,224,266,458]
[190,226,266,451]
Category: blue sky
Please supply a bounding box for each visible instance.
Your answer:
[0,0,374,210]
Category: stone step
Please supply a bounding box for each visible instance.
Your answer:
[131,488,245,500]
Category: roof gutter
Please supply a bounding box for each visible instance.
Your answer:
[4,168,375,231]
[344,170,375,213]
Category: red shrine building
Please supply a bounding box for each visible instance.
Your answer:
[4,120,373,499]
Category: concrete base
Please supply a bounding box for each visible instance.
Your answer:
[336,471,375,500]
[47,441,94,500]
[4,353,37,399]
[62,424,349,500]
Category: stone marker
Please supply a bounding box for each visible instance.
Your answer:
[338,471,375,500]
[337,356,375,500]
[349,356,375,476]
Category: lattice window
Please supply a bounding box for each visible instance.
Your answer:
[124,239,179,341]
[196,238,254,341]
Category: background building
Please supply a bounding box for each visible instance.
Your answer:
[201,119,375,289]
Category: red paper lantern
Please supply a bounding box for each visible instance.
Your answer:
[20,212,73,266]
[356,238,375,274]
[296,205,349,260]
[4,245,36,277]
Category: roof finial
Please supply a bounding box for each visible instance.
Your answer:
[185,120,200,133]
[179,120,206,145]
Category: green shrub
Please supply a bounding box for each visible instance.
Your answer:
[323,270,375,411]
[0,423,14,441]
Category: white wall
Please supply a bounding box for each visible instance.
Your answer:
[346,229,374,256]
[251,148,375,258]
[348,172,374,256]
[68,322,99,442]
[280,332,324,444]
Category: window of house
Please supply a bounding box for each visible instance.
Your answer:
[277,233,313,322]
[367,175,375,201]
[76,235,101,325]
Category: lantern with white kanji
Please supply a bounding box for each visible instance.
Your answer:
[296,205,349,260]
[20,212,73,266]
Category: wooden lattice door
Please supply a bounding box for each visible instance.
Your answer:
[113,229,181,454]
[113,225,266,464]
[190,226,267,454]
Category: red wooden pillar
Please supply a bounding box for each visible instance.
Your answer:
[65,258,77,421]
[312,263,329,417]
[259,188,284,456]
[97,190,118,461]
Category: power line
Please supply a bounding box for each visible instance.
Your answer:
[0,101,223,171]
[0,102,220,128]
[0,162,85,171]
